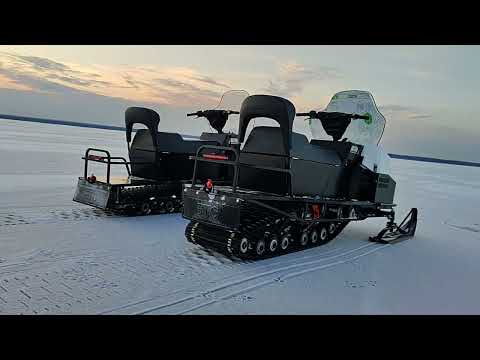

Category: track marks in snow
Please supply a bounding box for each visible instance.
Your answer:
[0,206,117,227]
[444,220,480,234]
[0,242,246,314]
[0,249,170,314]
[99,242,389,315]
[173,243,389,315]
[345,280,377,289]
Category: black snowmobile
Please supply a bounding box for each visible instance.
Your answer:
[73,90,249,215]
[182,91,418,259]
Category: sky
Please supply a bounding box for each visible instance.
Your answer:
[0,45,479,161]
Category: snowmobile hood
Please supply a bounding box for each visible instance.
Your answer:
[238,95,296,154]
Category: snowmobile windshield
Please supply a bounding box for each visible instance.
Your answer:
[309,90,386,145]
[216,90,250,133]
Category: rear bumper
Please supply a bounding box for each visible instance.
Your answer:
[73,178,112,210]
[182,187,241,230]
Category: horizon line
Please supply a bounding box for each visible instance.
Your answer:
[1,113,479,168]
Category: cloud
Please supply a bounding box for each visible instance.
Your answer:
[186,75,230,88]
[14,55,70,72]
[379,104,432,120]
[0,51,233,109]
[0,51,115,93]
[264,61,342,98]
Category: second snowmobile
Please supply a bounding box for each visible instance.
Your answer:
[73,90,249,215]
[182,90,418,259]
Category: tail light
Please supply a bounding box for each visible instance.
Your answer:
[312,204,321,219]
[202,153,228,160]
[88,155,104,161]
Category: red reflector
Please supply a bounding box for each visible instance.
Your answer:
[312,205,321,219]
[202,153,228,160]
[88,155,104,161]
[204,178,214,193]
[206,179,213,189]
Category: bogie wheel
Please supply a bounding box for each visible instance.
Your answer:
[165,201,175,213]
[268,237,278,253]
[280,236,290,251]
[310,228,319,244]
[318,225,329,244]
[300,232,309,247]
[139,202,151,216]
[328,223,337,235]
[238,237,249,255]
[256,239,266,257]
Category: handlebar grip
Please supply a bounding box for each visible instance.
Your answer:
[187,111,205,117]
[296,111,318,117]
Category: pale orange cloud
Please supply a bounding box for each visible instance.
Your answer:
[0,52,232,108]
[0,73,33,92]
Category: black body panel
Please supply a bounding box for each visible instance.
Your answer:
[237,126,358,197]
[348,167,396,203]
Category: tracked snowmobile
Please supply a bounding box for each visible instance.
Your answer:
[73,90,249,215]
[182,90,418,259]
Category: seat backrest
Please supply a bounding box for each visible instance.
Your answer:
[238,126,289,194]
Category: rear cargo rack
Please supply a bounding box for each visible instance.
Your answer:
[83,148,162,184]
[82,148,134,184]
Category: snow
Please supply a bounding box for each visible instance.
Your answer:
[1,118,480,314]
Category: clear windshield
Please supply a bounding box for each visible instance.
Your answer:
[215,90,249,134]
[181,89,249,138]
[309,90,386,145]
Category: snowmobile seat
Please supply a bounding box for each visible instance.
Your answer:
[132,130,213,155]
[310,139,359,163]
[129,130,218,181]
[130,130,220,181]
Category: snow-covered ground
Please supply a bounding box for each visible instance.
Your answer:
[1,119,479,314]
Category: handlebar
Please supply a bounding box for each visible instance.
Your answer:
[186,109,239,118]
[296,111,370,120]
